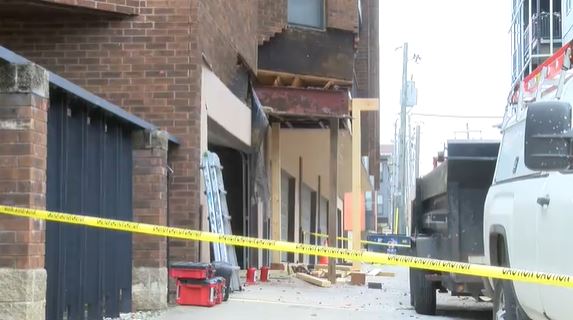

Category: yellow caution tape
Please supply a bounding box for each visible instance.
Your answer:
[1,205,572,288]
[305,231,411,248]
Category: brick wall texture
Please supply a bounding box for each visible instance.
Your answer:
[199,0,258,97]
[258,0,287,44]
[327,0,359,32]
[132,132,168,268]
[38,0,139,15]
[0,63,48,270]
[0,0,203,263]
[0,0,265,265]
[0,0,370,265]
[257,0,358,45]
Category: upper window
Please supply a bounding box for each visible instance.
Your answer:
[288,0,325,29]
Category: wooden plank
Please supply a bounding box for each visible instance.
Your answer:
[328,118,338,283]
[273,76,283,87]
[291,77,303,87]
[367,268,382,276]
[296,273,331,287]
[257,69,352,87]
[376,271,396,277]
[323,80,334,89]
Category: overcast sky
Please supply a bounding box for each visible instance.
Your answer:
[379,0,512,175]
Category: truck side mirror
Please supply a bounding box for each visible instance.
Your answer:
[524,101,573,171]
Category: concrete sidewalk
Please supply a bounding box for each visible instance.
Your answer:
[152,266,491,320]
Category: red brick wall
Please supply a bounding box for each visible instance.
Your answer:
[257,0,358,46]
[199,0,258,94]
[0,0,202,263]
[327,0,359,32]
[0,63,48,269]
[354,0,380,187]
[132,131,168,268]
[38,0,139,15]
[258,0,287,45]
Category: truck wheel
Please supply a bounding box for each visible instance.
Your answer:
[493,280,530,320]
[411,268,436,315]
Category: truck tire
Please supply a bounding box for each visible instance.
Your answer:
[493,280,531,320]
[410,268,436,315]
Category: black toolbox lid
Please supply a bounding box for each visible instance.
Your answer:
[170,262,213,270]
[179,277,225,285]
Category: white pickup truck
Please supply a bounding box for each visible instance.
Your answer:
[410,44,573,319]
[484,47,573,319]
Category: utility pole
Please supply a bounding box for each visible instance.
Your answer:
[466,123,470,139]
[398,42,408,235]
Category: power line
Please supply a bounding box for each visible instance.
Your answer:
[409,113,502,119]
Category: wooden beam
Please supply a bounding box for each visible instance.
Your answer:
[298,157,303,263]
[324,80,334,89]
[296,273,331,287]
[258,69,352,87]
[273,76,283,87]
[328,118,338,283]
[271,123,282,263]
[351,98,379,112]
[291,77,303,87]
[351,102,362,272]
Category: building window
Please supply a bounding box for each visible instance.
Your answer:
[288,0,325,29]
[568,0,572,14]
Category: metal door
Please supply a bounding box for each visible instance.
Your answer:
[46,89,133,320]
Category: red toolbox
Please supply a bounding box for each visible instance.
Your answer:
[169,262,214,280]
[176,277,224,307]
[214,277,226,304]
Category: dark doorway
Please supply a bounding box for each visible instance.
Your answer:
[209,145,248,268]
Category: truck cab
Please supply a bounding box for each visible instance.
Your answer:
[484,46,573,319]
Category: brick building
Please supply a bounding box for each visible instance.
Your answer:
[0,0,379,319]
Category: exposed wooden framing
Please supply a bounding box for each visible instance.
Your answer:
[296,273,331,287]
[350,99,379,272]
[317,175,321,234]
[298,157,303,263]
[328,118,338,283]
[273,76,283,87]
[291,77,303,87]
[257,69,352,88]
[271,123,282,263]
[324,80,334,89]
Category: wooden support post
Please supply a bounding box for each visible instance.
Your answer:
[350,99,379,272]
[271,123,282,263]
[328,118,339,283]
[351,104,362,271]
[298,157,303,263]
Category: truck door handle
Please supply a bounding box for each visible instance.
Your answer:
[537,195,550,207]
